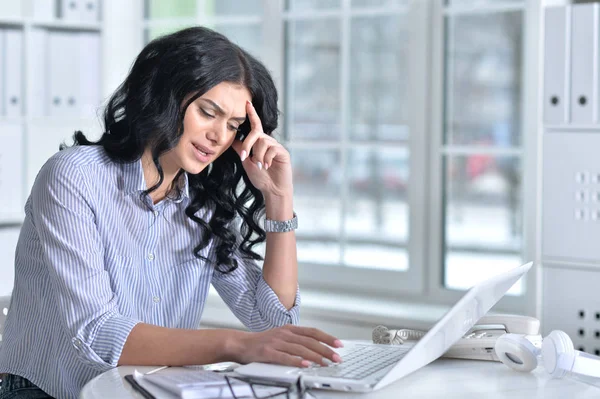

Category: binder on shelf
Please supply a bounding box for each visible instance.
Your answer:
[78,32,101,121]
[4,29,23,118]
[569,3,597,125]
[0,0,23,18]
[80,0,100,22]
[28,29,48,117]
[48,31,79,117]
[59,0,80,21]
[543,7,568,125]
[32,0,56,20]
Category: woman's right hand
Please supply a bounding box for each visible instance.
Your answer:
[231,325,344,368]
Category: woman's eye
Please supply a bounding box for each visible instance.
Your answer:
[228,125,240,132]
[200,108,215,118]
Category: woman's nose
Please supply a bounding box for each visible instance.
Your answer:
[206,124,227,145]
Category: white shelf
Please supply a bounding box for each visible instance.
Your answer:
[0,18,101,32]
[30,19,101,32]
[0,17,24,27]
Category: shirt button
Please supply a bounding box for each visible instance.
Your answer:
[153,296,161,303]
[147,253,155,261]
[73,338,82,348]
[153,210,159,217]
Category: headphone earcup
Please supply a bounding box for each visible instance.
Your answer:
[495,333,540,372]
[542,330,575,379]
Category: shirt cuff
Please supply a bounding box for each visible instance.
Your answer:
[79,314,141,370]
[256,277,301,327]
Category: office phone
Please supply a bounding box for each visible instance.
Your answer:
[373,314,541,361]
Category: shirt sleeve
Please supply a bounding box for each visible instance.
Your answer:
[211,245,301,331]
[31,158,141,371]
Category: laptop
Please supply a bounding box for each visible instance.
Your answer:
[235,262,533,393]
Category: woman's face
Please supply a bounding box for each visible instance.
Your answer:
[167,81,251,175]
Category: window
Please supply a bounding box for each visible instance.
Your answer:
[141,0,537,311]
[432,0,527,298]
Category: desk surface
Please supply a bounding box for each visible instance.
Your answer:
[80,358,600,399]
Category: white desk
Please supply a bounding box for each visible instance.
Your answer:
[80,358,600,399]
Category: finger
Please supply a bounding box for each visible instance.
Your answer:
[268,349,311,368]
[249,137,271,170]
[291,335,342,364]
[276,342,331,367]
[238,129,263,162]
[263,145,281,170]
[287,326,343,348]
[246,100,264,133]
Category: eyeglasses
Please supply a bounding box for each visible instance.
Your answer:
[224,375,317,399]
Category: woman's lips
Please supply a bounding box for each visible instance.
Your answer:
[192,143,212,163]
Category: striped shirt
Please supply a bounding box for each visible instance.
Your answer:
[0,145,300,399]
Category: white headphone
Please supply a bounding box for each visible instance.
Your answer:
[495,330,600,379]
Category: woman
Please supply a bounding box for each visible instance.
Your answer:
[0,27,342,399]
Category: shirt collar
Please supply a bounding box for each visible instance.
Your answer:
[172,172,190,203]
[122,159,146,195]
[122,159,190,203]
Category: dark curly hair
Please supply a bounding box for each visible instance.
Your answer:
[63,26,278,273]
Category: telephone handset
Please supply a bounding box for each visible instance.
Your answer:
[372,314,542,362]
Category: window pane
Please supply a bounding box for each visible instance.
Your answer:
[285,20,341,140]
[344,244,408,271]
[445,252,523,294]
[285,0,340,11]
[292,149,342,265]
[298,241,341,265]
[350,15,408,143]
[204,0,262,16]
[292,148,342,235]
[352,0,408,7]
[345,148,408,242]
[146,0,195,18]
[211,24,262,58]
[445,11,523,147]
[344,148,409,272]
[443,155,523,290]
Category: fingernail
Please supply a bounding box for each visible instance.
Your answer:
[334,340,344,348]
[301,360,311,368]
[264,163,269,171]
[333,354,342,363]
[241,150,247,162]
[247,100,252,105]
[257,162,262,170]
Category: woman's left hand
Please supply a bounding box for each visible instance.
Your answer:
[231,101,293,198]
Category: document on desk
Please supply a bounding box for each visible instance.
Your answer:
[130,368,285,399]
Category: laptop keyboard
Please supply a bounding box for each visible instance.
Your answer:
[302,344,411,380]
